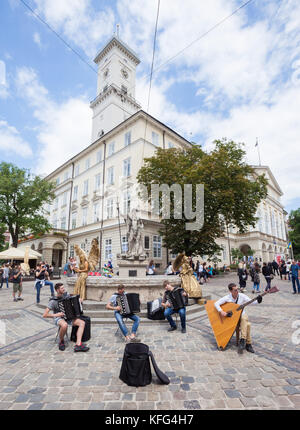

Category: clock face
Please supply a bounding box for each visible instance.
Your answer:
[121,69,128,79]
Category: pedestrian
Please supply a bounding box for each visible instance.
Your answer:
[251,264,261,293]
[11,264,24,302]
[0,263,10,289]
[146,260,156,275]
[66,257,75,277]
[272,259,280,276]
[262,262,273,291]
[280,260,287,280]
[286,261,291,282]
[35,263,55,304]
[238,263,248,292]
[197,261,203,283]
[290,260,300,295]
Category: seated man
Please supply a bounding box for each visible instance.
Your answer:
[106,284,140,343]
[43,282,89,352]
[214,283,262,354]
[161,280,187,333]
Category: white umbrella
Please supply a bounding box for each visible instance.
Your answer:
[0,247,41,260]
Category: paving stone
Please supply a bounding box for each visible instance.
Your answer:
[240,397,258,408]
[183,400,201,409]
[283,386,300,395]
[224,389,241,398]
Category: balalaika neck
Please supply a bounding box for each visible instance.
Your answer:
[237,291,268,311]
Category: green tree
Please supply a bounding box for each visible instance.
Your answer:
[137,139,268,257]
[288,208,300,259]
[0,162,56,248]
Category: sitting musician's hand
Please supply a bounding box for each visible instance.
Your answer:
[57,312,64,318]
[115,306,121,311]
[220,310,227,317]
[257,295,263,304]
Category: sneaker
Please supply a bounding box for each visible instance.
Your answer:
[246,343,255,353]
[58,341,65,351]
[181,328,186,333]
[130,337,141,343]
[17,297,24,301]
[168,326,177,332]
[13,298,17,302]
[74,344,89,352]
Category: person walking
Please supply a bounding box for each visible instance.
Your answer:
[0,263,10,289]
[286,261,292,282]
[11,264,23,302]
[251,264,261,293]
[272,260,280,276]
[262,262,273,291]
[290,260,300,295]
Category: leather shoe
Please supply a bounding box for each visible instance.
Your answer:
[246,343,255,353]
[168,326,177,332]
[238,338,246,354]
[181,328,186,333]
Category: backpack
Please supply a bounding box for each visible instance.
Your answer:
[119,343,170,387]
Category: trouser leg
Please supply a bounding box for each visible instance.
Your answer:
[114,312,128,337]
[240,313,251,344]
[164,308,176,327]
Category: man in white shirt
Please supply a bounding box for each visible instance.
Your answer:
[214,283,262,354]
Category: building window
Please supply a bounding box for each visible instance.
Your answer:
[52,215,58,229]
[152,131,159,147]
[107,166,114,185]
[123,190,131,215]
[70,245,74,258]
[108,142,115,157]
[71,212,77,229]
[83,180,89,197]
[144,236,150,250]
[123,158,131,177]
[74,165,80,177]
[122,236,128,253]
[54,197,59,209]
[82,207,88,226]
[73,185,78,201]
[153,235,162,258]
[56,177,60,186]
[105,238,112,260]
[124,131,131,147]
[106,198,114,219]
[93,203,100,223]
[64,171,69,181]
[95,173,101,191]
[85,158,90,170]
[168,142,174,148]
[61,213,66,230]
[96,150,102,163]
[62,191,68,206]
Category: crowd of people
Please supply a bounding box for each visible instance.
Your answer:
[237,259,300,294]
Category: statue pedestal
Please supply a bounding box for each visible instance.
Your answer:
[117,255,148,277]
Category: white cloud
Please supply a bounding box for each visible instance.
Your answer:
[15,67,91,174]
[0,60,9,99]
[33,32,42,48]
[0,120,33,158]
[32,0,116,57]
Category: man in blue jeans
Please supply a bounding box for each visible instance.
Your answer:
[291,260,300,294]
[161,280,187,333]
[106,284,140,343]
[35,263,54,303]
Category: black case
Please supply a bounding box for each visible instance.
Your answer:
[147,299,165,320]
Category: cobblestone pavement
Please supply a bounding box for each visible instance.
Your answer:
[0,274,299,410]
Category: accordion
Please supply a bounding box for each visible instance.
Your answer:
[167,288,188,311]
[116,293,140,317]
[147,298,165,320]
[57,295,83,320]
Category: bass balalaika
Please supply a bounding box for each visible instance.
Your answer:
[116,293,140,317]
[167,288,188,311]
[58,294,83,320]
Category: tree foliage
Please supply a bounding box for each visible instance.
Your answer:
[137,138,268,257]
[288,208,300,258]
[0,162,56,247]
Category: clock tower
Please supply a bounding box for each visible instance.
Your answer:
[90,35,141,142]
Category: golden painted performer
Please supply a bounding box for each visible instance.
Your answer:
[173,253,202,298]
[73,239,100,301]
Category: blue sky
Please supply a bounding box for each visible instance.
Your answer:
[1,0,300,214]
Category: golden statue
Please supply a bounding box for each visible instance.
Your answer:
[73,245,89,301]
[173,253,202,298]
[73,239,100,301]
